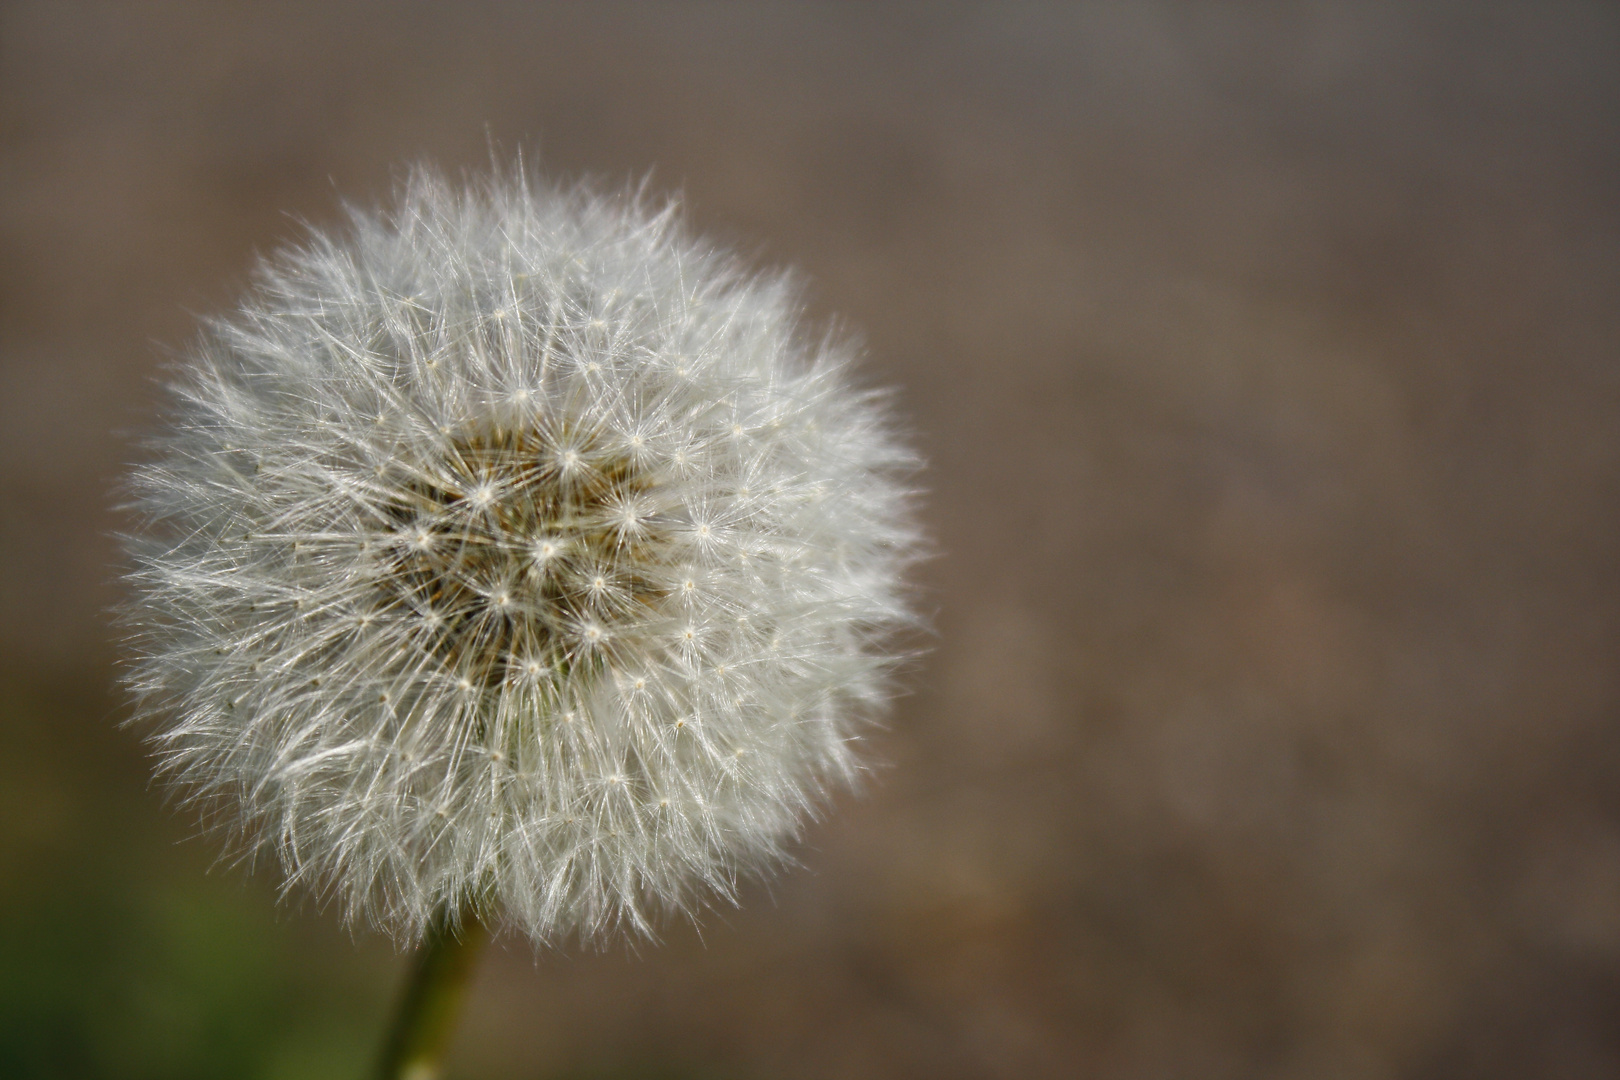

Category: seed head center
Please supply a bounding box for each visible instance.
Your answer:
[376,426,670,688]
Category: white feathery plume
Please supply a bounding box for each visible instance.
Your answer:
[119,165,923,946]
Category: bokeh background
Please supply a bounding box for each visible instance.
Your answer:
[3,3,1619,1078]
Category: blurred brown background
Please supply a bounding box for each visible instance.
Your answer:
[3,3,1619,1078]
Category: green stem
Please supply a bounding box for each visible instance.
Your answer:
[375,905,490,1080]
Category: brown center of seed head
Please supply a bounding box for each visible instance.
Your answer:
[375,424,672,691]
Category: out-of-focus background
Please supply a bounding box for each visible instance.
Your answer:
[3,3,1618,1077]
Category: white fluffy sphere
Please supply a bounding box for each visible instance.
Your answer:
[121,167,921,945]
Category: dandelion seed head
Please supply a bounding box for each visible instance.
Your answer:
[118,165,922,946]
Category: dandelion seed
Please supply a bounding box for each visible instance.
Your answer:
[118,164,923,948]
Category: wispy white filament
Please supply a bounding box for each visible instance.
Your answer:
[121,167,922,945]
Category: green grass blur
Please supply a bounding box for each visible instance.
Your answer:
[0,669,398,1080]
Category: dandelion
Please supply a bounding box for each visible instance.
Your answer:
[119,165,922,1074]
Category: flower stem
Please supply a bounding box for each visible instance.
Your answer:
[375,905,490,1080]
